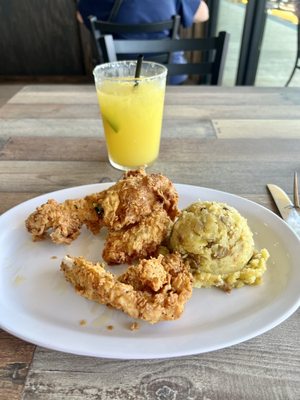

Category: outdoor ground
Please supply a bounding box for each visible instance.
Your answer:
[217,0,300,86]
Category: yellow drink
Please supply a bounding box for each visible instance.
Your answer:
[93,61,167,170]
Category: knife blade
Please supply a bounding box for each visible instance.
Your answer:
[267,184,300,238]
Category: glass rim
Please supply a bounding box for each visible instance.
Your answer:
[93,60,168,82]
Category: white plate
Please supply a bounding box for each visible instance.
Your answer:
[0,183,300,359]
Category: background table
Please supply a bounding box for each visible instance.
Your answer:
[0,85,300,400]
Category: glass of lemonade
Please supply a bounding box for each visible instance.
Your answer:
[93,60,167,170]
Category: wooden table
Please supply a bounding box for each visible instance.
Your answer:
[0,84,300,400]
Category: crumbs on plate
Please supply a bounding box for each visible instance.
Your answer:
[106,325,114,331]
[129,322,139,331]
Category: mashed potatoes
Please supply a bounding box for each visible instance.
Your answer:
[169,201,269,291]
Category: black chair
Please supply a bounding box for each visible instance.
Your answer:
[96,31,230,85]
[89,15,181,64]
[285,21,300,86]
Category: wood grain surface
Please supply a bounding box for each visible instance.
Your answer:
[0,85,299,400]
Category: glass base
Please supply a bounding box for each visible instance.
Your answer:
[108,156,156,171]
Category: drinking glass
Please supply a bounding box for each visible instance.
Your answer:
[93,60,167,171]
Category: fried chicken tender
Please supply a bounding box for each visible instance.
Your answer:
[25,169,179,245]
[61,253,193,323]
[102,204,172,265]
[25,197,102,244]
[94,169,179,230]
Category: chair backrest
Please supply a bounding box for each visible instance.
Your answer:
[98,32,230,85]
[89,15,181,64]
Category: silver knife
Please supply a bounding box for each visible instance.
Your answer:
[267,184,300,238]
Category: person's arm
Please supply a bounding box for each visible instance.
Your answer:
[193,1,209,22]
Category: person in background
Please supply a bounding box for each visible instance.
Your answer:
[76,0,209,84]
